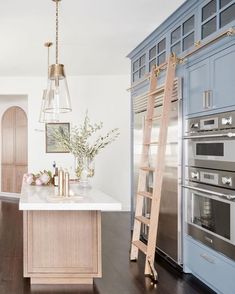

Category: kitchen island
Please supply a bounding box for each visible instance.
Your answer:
[19,183,121,285]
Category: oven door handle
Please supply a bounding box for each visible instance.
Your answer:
[183,185,235,200]
[183,132,235,140]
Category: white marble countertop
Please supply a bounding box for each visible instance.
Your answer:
[19,182,122,211]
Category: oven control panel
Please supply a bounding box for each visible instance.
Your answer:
[187,111,235,133]
[188,167,235,189]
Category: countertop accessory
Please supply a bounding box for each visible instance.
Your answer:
[64,170,70,196]
[23,170,52,186]
[58,168,64,196]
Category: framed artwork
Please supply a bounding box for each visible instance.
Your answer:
[45,123,70,153]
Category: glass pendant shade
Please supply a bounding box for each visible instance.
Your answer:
[39,89,59,122]
[43,64,72,113]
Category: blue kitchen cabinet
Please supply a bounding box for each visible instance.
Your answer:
[185,43,235,116]
[211,43,235,110]
[185,58,210,115]
[184,236,235,294]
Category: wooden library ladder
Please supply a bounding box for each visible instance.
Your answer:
[130,54,177,283]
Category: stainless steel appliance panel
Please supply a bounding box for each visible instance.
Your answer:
[185,111,235,171]
[186,135,235,171]
[187,111,235,132]
[183,164,235,261]
[133,98,182,265]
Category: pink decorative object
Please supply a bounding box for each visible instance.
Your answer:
[35,178,43,186]
[40,173,50,185]
[25,175,34,185]
[24,170,52,186]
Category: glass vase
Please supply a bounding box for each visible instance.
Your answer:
[75,157,95,188]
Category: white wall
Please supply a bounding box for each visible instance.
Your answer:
[0,75,131,210]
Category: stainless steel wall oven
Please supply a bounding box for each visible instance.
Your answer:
[184,111,235,261]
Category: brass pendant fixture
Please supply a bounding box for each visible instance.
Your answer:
[43,0,72,114]
[39,42,59,123]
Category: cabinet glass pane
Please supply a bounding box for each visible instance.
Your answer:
[157,52,166,65]
[171,27,181,44]
[202,0,216,22]
[220,4,235,28]
[183,16,195,35]
[149,46,156,60]
[140,55,146,67]
[139,66,145,78]
[157,38,166,54]
[183,32,195,51]
[133,71,139,82]
[149,59,156,71]
[202,17,217,39]
[171,42,181,55]
[220,0,232,9]
[133,60,139,72]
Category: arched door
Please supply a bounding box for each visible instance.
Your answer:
[1,106,28,193]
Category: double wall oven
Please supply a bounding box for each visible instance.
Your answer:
[184,111,235,261]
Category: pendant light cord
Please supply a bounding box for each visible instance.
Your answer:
[44,42,53,78]
[56,0,59,64]
[48,45,50,77]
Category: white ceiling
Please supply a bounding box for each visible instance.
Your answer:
[0,0,184,76]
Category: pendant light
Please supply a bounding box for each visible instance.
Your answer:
[44,0,72,114]
[39,42,59,123]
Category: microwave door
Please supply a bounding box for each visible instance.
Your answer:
[187,139,235,171]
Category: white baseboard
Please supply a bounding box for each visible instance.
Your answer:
[0,192,20,200]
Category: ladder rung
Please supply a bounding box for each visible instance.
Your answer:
[143,141,158,146]
[137,191,153,199]
[145,115,161,122]
[140,166,155,172]
[132,240,147,254]
[135,216,150,226]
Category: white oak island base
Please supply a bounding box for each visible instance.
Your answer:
[23,210,101,284]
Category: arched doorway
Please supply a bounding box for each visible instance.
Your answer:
[1,106,28,193]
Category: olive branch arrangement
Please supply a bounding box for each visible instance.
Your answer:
[52,112,120,176]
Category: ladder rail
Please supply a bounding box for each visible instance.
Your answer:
[130,67,158,261]
[144,55,176,275]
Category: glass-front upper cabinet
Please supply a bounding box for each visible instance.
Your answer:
[201,0,235,39]
[171,15,195,55]
[148,38,166,71]
[183,16,195,51]
[149,45,156,71]
[171,26,182,55]
[157,38,166,66]
[219,1,235,28]
[132,54,146,82]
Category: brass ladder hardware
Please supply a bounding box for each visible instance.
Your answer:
[130,55,177,282]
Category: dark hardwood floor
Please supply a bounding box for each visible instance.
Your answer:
[0,198,215,294]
